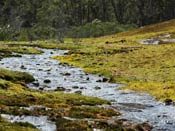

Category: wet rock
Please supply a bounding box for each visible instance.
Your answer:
[14,54,22,57]
[65,89,71,92]
[44,79,51,83]
[102,78,108,82]
[72,86,79,89]
[63,72,71,76]
[33,82,40,87]
[20,65,27,70]
[86,77,90,81]
[59,62,69,66]
[50,52,54,54]
[47,69,52,72]
[38,69,43,71]
[164,99,173,106]
[80,87,86,89]
[75,91,82,94]
[36,64,40,65]
[39,87,44,91]
[55,87,66,91]
[96,79,102,82]
[94,86,101,90]
[64,52,69,55]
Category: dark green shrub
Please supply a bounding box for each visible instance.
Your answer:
[66,20,137,38]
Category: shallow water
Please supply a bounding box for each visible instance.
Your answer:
[1,48,175,131]
[1,114,56,131]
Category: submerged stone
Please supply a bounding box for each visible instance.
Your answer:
[164,99,173,106]
[55,87,66,91]
[20,65,27,69]
[33,82,40,87]
[44,79,51,83]
[72,86,79,89]
[94,86,101,90]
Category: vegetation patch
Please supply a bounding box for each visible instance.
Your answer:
[67,21,136,38]
[0,68,34,83]
[0,44,43,60]
[0,117,39,131]
[53,19,175,101]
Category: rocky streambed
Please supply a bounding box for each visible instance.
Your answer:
[0,48,175,131]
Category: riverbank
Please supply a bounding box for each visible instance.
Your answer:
[0,45,150,130]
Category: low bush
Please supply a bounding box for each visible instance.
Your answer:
[67,20,137,38]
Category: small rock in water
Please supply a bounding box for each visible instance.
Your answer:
[63,72,71,76]
[44,79,51,83]
[86,77,90,81]
[102,78,108,82]
[164,99,173,106]
[66,89,71,92]
[96,79,102,82]
[39,87,44,91]
[47,69,52,72]
[94,86,101,90]
[64,52,68,55]
[20,65,27,69]
[33,82,40,87]
[72,86,79,89]
[55,87,66,91]
[80,87,86,89]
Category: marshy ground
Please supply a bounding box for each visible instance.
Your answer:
[1,19,175,131]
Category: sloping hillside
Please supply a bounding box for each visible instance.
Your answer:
[54,19,175,101]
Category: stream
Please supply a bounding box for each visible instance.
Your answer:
[0,48,175,131]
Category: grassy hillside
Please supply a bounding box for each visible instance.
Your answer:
[53,19,175,101]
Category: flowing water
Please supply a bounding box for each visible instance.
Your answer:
[0,48,175,131]
[1,114,56,131]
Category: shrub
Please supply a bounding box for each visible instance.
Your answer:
[66,20,137,38]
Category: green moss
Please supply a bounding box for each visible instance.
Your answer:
[0,68,35,83]
[0,89,109,108]
[0,44,43,55]
[69,106,120,119]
